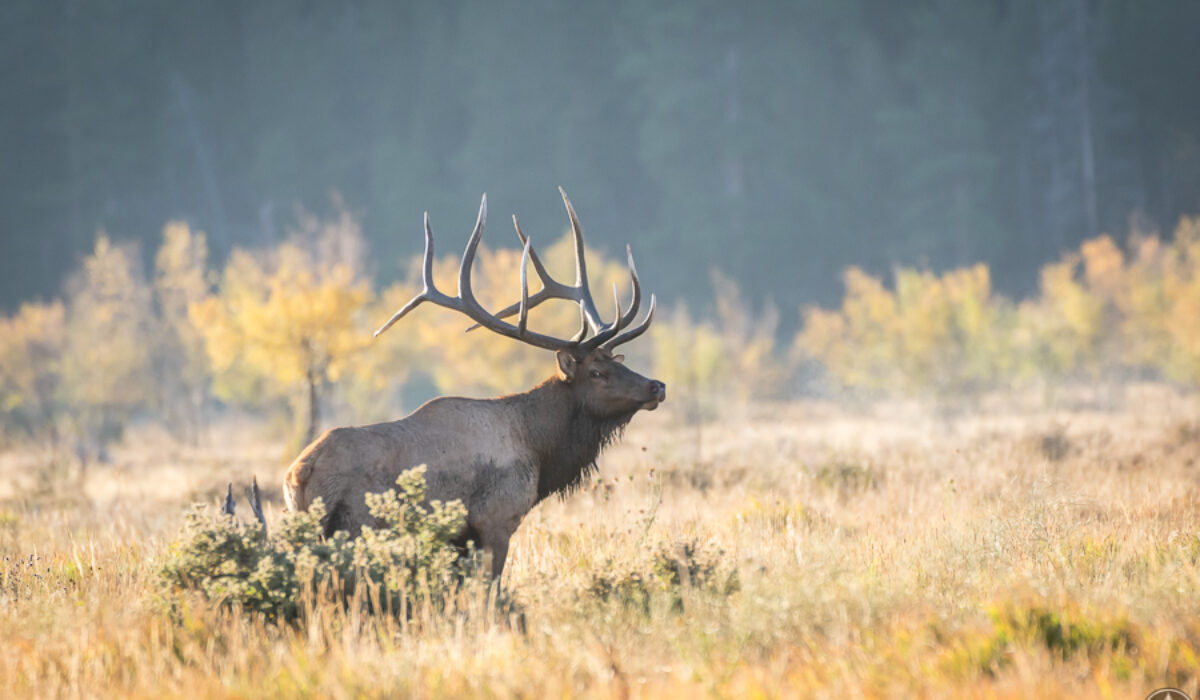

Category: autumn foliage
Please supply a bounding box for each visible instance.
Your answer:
[6,213,1200,447]
[798,217,1200,398]
[798,263,1014,398]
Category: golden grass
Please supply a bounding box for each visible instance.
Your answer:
[2,388,1200,698]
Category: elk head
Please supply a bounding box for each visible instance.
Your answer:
[374,188,665,416]
[556,347,666,416]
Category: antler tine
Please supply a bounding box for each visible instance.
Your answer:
[569,248,641,351]
[375,211,449,337]
[463,192,610,335]
[517,236,531,336]
[559,187,606,331]
[513,216,555,292]
[600,294,656,351]
[457,194,487,302]
[514,214,605,330]
[464,215,581,333]
[452,197,581,351]
[581,283,627,348]
[616,245,642,329]
[570,302,589,343]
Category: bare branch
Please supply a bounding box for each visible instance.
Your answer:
[222,483,235,517]
[246,475,267,535]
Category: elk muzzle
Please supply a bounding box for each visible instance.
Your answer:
[644,380,666,411]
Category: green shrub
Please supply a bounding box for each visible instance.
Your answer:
[586,537,739,613]
[997,605,1134,661]
[944,602,1136,677]
[157,466,483,623]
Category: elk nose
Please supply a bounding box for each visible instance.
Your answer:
[650,380,666,402]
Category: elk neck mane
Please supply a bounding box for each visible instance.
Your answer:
[514,377,634,502]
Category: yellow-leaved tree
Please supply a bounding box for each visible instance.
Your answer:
[1125,217,1200,382]
[649,305,725,421]
[1015,237,1121,382]
[892,264,1015,396]
[796,263,1013,399]
[1162,218,1200,381]
[190,241,371,448]
[1120,234,1172,373]
[60,235,155,451]
[709,271,784,401]
[797,267,899,393]
[153,222,212,443]
[0,301,66,443]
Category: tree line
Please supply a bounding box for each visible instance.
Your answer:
[4,208,1200,454]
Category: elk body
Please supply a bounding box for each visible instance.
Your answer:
[284,189,664,577]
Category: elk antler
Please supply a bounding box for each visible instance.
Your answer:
[375,191,654,353]
[466,188,652,350]
[472,188,642,344]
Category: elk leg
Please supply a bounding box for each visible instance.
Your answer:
[481,536,510,579]
[322,499,351,539]
[450,524,481,561]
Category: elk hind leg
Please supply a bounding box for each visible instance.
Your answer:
[322,500,351,539]
[479,533,511,579]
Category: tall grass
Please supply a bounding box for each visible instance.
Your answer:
[1,389,1198,698]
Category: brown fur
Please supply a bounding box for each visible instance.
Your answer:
[284,348,665,577]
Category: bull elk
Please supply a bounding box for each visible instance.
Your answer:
[284,188,665,577]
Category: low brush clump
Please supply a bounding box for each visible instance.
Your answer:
[944,601,1137,678]
[157,466,491,623]
[811,458,885,495]
[585,536,739,613]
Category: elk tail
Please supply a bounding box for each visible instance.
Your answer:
[283,451,315,512]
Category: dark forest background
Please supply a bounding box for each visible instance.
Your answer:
[3,0,1199,324]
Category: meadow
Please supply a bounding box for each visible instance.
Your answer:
[4,212,1200,697]
[2,385,1198,699]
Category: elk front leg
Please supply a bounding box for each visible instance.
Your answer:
[466,471,534,580]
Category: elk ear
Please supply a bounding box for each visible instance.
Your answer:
[556,350,580,381]
[611,354,625,363]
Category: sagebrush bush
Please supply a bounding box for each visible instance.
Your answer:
[585,537,739,613]
[158,466,483,623]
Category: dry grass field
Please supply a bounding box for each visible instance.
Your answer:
[2,388,1200,699]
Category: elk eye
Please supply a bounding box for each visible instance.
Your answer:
[589,369,605,379]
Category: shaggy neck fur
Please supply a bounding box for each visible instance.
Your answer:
[517,378,634,503]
